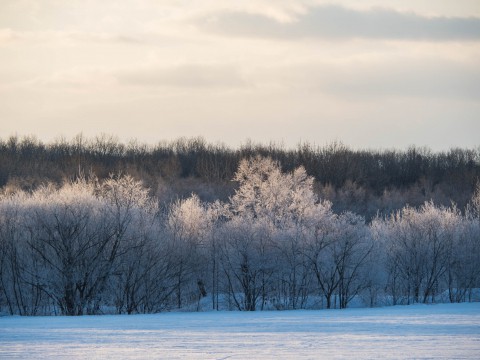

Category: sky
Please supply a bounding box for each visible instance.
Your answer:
[1,0,479,150]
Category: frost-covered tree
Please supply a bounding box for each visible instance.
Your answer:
[333,212,372,309]
[204,200,227,310]
[0,191,48,315]
[222,156,375,310]
[102,176,163,314]
[111,219,179,314]
[226,156,335,309]
[219,216,274,311]
[448,184,480,302]
[23,180,107,315]
[447,218,480,302]
[305,210,371,309]
[166,194,211,309]
[0,175,160,315]
[377,202,460,304]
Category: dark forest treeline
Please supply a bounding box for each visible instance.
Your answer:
[1,134,479,219]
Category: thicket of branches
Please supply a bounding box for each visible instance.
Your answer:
[1,135,479,219]
[1,156,479,315]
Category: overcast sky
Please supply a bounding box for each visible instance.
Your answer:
[1,0,479,150]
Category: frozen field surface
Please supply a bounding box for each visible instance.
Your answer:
[1,303,480,359]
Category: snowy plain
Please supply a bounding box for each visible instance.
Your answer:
[1,303,480,359]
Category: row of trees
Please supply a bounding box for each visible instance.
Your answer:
[1,157,479,315]
[1,135,479,219]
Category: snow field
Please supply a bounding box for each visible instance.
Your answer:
[1,302,480,359]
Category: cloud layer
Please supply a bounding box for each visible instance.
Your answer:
[198,5,480,41]
[1,1,479,150]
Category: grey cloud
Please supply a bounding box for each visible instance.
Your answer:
[198,5,480,41]
[116,64,247,88]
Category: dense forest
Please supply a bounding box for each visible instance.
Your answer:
[1,135,479,219]
[0,136,479,315]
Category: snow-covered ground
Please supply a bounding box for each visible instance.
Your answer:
[1,303,479,359]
